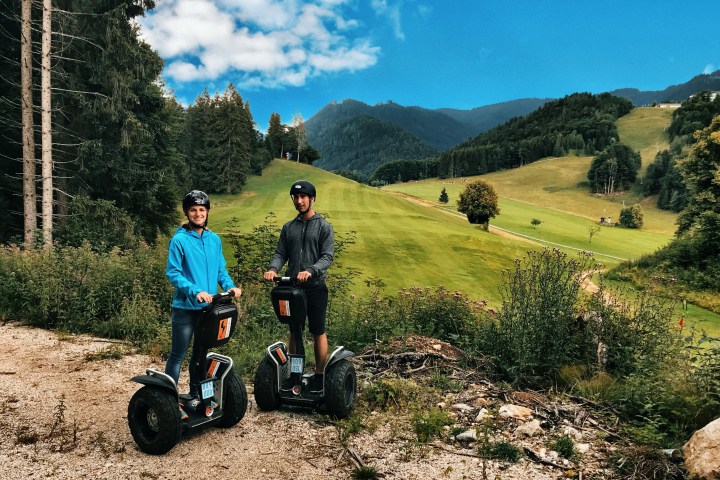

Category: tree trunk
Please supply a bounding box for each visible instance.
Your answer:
[41,0,53,247]
[21,0,37,247]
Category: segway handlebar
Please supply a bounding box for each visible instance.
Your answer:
[214,290,236,299]
[270,276,298,287]
[202,290,236,305]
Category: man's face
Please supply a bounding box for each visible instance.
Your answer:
[292,193,313,212]
[186,205,208,226]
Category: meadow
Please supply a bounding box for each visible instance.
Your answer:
[210,160,531,306]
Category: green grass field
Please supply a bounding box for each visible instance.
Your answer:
[210,160,533,305]
[205,106,718,327]
[385,107,678,235]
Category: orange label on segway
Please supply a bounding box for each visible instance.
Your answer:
[207,359,219,378]
[278,300,291,317]
[274,347,287,364]
[217,317,231,340]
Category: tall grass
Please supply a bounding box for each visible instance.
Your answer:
[0,243,172,348]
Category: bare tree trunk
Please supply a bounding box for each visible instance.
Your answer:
[21,0,37,247]
[292,113,306,164]
[41,0,53,247]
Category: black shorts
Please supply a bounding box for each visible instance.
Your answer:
[302,284,329,335]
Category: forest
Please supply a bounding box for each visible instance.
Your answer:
[0,0,314,247]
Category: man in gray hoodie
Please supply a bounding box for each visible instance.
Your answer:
[263,180,334,393]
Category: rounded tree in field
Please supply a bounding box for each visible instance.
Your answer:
[457,179,500,231]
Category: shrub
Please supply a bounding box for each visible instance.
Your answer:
[412,407,453,443]
[549,434,576,459]
[55,196,138,252]
[0,243,172,340]
[619,204,644,229]
[488,249,599,384]
[363,377,421,411]
[480,440,523,462]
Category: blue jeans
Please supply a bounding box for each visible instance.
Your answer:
[164,308,203,396]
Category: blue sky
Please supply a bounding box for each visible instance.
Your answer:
[138,0,719,130]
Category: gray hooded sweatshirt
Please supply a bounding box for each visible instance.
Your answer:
[269,213,334,288]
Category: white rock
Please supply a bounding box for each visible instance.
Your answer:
[683,417,720,479]
[514,419,543,438]
[498,404,533,420]
[452,403,474,413]
[562,426,582,440]
[455,429,477,442]
[475,408,491,422]
[576,443,590,454]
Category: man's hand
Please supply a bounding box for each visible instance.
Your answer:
[263,270,277,282]
[228,287,242,298]
[297,270,312,282]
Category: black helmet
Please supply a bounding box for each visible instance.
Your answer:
[289,180,316,198]
[182,190,210,212]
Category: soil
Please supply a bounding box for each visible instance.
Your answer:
[0,322,624,479]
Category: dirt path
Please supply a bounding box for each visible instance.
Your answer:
[0,323,577,480]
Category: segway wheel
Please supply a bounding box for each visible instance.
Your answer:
[253,357,281,411]
[217,370,248,428]
[325,359,356,419]
[128,386,182,455]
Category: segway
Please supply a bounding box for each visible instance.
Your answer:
[128,291,248,454]
[253,277,356,418]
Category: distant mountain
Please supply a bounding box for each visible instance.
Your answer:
[306,98,550,175]
[607,70,720,105]
[312,115,438,175]
[437,98,552,133]
[306,99,475,151]
[306,71,720,178]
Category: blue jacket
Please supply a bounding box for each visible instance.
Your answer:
[166,226,236,310]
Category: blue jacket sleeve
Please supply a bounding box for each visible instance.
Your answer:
[166,237,199,299]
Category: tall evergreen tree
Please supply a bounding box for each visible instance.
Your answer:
[266,112,284,159]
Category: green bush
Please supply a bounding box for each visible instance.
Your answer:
[619,204,644,229]
[549,434,576,459]
[0,243,172,340]
[55,196,139,252]
[487,249,599,384]
[412,407,453,443]
[479,440,523,462]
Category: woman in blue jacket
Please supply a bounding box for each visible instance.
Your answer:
[165,190,242,406]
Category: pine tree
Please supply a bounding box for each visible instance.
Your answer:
[266,113,284,158]
[438,187,449,203]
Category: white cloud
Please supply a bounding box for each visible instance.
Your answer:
[138,0,379,88]
[370,0,404,40]
[704,64,716,74]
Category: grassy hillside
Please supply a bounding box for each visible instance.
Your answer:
[209,160,532,305]
[385,108,678,235]
[616,106,673,170]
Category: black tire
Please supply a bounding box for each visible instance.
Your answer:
[325,359,356,419]
[253,357,281,411]
[127,386,181,455]
[217,370,248,428]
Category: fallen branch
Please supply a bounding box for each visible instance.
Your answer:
[430,444,479,458]
[346,446,365,468]
[523,447,569,470]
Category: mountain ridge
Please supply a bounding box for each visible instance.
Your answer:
[305,70,720,177]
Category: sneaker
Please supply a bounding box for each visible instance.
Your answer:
[179,405,189,421]
[308,374,324,393]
